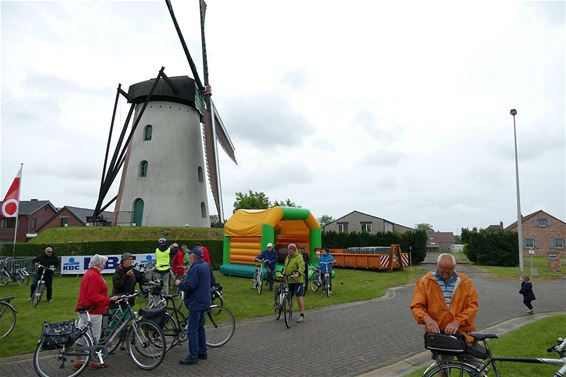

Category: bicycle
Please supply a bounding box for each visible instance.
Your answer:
[273,273,293,329]
[421,332,566,377]
[252,260,267,295]
[0,296,17,339]
[0,258,30,286]
[211,282,224,308]
[30,264,56,307]
[313,261,333,297]
[33,292,166,377]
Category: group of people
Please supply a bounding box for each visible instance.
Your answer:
[254,243,336,323]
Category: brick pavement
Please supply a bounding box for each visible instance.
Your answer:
[1,263,564,377]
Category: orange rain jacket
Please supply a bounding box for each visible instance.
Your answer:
[410,271,479,342]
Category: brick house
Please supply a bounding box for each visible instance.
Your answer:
[0,200,58,242]
[505,210,566,256]
[323,210,414,234]
[39,206,113,231]
[427,231,455,252]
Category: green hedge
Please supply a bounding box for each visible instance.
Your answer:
[461,227,519,266]
[1,240,224,270]
[322,230,428,264]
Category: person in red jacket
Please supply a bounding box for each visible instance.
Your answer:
[75,254,118,369]
[171,243,186,278]
[195,242,211,265]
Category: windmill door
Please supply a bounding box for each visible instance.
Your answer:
[133,198,144,226]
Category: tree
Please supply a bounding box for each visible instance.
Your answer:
[272,199,299,208]
[233,190,270,213]
[318,214,334,228]
[416,223,434,232]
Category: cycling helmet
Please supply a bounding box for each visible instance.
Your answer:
[158,238,166,245]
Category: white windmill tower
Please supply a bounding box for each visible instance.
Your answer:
[92,1,236,227]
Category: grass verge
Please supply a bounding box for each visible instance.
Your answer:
[476,256,564,279]
[0,267,421,358]
[404,315,566,377]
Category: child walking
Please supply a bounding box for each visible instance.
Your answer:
[519,275,536,314]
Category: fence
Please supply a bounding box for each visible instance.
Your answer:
[0,257,40,275]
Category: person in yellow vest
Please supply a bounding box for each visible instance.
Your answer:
[155,237,171,294]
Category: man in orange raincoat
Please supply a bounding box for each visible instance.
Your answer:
[410,253,478,341]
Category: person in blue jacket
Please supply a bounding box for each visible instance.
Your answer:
[519,275,536,314]
[318,248,336,292]
[175,248,215,365]
[254,242,278,291]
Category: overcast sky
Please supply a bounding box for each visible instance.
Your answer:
[1,0,564,233]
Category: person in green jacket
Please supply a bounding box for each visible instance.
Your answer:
[283,243,306,323]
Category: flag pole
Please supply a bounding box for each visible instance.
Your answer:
[11,163,23,260]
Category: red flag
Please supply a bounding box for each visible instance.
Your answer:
[1,166,22,218]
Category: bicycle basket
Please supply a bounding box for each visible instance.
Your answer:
[424,333,466,354]
[138,308,166,328]
[41,320,81,350]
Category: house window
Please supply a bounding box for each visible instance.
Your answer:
[139,160,148,177]
[338,222,348,233]
[201,202,207,218]
[553,239,565,249]
[144,125,153,141]
[361,222,372,233]
[198,166,204,183]
[537,219,548,228]
[30,218,37,233]
[524,239,535,249]
[60,217,69,227]
[0,219,14,228]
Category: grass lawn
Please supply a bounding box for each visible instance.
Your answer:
[477,256,564,279]
[28,226,224,244]
[0,267,421,357]
[404,315,566,377]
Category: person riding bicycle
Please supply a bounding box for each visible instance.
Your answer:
[282,243,306,323]
[75,254,119,369]
[317,248,336,293]
[175,248,216,365]
[30,246,59,303]
[254,242,278,291]
[155,237,171,294]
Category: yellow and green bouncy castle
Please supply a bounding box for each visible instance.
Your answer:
[220,207,322,277]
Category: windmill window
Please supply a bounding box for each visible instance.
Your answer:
[144,125,153,141]
[139,160,148,177]
[198,166,204,183]
[201,202,207,218]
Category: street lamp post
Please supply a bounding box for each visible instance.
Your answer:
[510,109,524,275]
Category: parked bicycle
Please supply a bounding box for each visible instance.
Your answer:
[273,273,293,329]
[0,258,30,286]
[0,296,16,339]
[30,264,55,307]
[33,292,166,377]
[422,332,566,377]
[252,260,267,295]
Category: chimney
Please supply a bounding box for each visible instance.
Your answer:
[499,221,503,229]
[31,199,38,202]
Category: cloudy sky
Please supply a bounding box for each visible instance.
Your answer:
[1,0,564,233]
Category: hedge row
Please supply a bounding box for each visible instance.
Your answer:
[0,240,224,270]
[322,230,428,264]
[461,228,519,266]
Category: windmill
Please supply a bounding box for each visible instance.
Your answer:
[92,0,236,227]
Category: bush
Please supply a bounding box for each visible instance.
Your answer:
[0,239,224,270]
[321,230,428,264]
[461,227,519,267]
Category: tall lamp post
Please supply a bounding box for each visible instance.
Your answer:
[510,109,524,275]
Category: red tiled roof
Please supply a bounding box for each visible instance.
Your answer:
[426,231,455,245]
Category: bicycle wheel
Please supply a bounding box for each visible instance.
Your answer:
[422,361,480,376]
[311,273,321,292]
[211,293,224,309]
[324,275,331,297]
[274,288,283,319]
[126,319,165,370]
[19,273,30,286]
[282,295,290,329]
[0,270,10,286]
[162,312,181,351]
[31,282,44,307]
[257,271,263,295]
[0,302,16,339]
[205,306,235,347]
[33,332,92,377]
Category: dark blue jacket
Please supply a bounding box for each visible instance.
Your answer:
[179,260,215,311]
[256,248,278,271]
[519,281,536,301]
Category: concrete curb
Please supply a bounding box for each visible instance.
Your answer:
[357,310,566,377]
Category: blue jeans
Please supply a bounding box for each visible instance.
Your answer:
[186,310,206,361]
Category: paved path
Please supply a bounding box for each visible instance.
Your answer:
[1,263,564,376]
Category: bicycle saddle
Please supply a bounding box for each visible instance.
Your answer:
[163,294,179,300]
[77,306,97,313]
[470,332,499,340]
